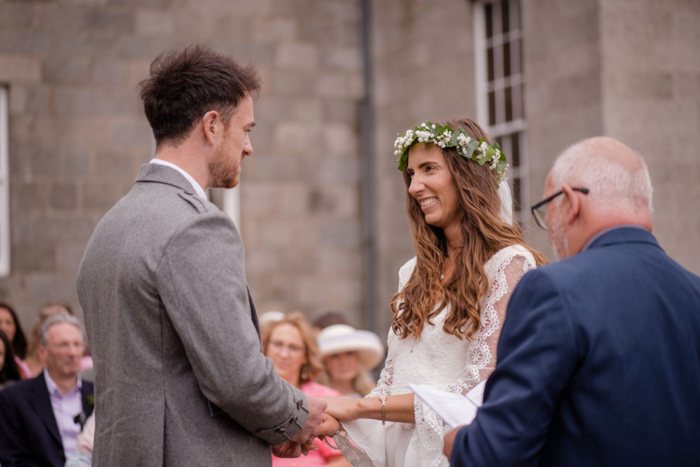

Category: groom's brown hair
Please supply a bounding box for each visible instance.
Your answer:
[139,44,261,147]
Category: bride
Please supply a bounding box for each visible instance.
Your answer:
[318,117,547,466]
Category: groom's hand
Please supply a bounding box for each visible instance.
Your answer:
[290,395,327,444]
[443,425,465,460]
[272,441,302,458]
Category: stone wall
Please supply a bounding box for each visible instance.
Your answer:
[0,0,366,331]
[599,0,700,274]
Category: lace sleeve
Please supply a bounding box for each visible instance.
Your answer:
[446,251,535,395]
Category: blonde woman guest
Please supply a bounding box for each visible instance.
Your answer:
[318,118,547,466]
[262,313,351,467]
[316,325,384,398]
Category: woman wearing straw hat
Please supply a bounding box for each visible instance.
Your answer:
[316,325,384,399]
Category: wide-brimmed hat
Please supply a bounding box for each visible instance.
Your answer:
[317,324,385,370]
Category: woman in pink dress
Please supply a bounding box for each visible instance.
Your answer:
[262,313,351,467]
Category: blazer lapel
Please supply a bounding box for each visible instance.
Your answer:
[247,285,261,338]
[81,383,94,419]
[28,374,62,446]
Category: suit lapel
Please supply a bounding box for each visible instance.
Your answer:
[247,285,261,338]
[28,373,62,446]
[81,383,94,419]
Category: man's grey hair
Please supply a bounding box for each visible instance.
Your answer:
[550,138,653,214]
[39,313,82,347]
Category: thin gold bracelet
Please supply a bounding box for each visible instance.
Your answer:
[380,394,387,425]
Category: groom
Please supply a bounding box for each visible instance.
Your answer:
[445,137,700,465]
[77,45,325,466]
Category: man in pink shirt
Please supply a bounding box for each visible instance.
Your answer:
[0,314,94,467]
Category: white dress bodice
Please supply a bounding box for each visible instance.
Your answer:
[340,245,536,467]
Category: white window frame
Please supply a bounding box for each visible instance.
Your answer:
[0,87,9,276]
[222,187,240,228]
[474,0,529,217]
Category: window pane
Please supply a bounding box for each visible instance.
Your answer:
[511,38,521,75]
[520,82,526,118]
[488,91,496,126]
[503,42,511,78]
[487,46,495,82]
[513,177,522,212]
[486,3,493,39]
[502,0,510,34]
[511,133,520,167]
[505,86,513,122]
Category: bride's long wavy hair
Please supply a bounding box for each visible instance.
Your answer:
[390,117,547,341]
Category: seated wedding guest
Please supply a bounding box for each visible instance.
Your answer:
[0,302,30,379]
[0,329,22,389]
[263,313,351,467]
[312,311,350,337]
[316,324,383,398]
[444,137,700,466]
[0,314,94,467]
[24,302,74,377]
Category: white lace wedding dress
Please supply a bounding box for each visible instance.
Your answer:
[336,245,536,467]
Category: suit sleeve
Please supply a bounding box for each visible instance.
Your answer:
[155,211,308,445]
[0,387,32,466]
[451,269,579,466]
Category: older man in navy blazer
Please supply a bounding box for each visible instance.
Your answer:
[0,314,94,467]
[444,137,700,466]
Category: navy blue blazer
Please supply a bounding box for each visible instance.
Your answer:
[0,372,94,467]
[452,227,700,466]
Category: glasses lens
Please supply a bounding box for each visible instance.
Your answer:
[534,206,548,230]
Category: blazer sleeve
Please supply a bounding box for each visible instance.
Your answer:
[0,387,32,466]
[451,269,580,467]
[155,211,308,445]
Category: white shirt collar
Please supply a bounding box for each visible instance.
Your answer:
[149,158,208,200]
[44,368,82,396]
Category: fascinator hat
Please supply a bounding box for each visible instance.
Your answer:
[317,324,385,370]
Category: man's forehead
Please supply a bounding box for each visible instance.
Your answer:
[47,322,82,339]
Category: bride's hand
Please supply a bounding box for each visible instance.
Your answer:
[316,413,342,437]
[324,396,360,422]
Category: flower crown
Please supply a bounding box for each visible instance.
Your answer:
[394,121,509,183]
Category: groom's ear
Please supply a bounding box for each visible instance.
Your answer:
[561,184,581,226]
[202,110,220,144]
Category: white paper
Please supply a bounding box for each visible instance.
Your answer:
[408,380,487,429]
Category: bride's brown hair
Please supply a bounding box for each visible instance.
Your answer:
[390,117,547,340]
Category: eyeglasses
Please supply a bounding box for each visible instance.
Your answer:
[531,188,589,230]
[268,340,305,355]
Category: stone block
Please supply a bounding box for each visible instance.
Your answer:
[259,219,294,247]
[275,183,311,217]
[25,85,52,113]
[84,9,135,33]
[56,245,88,275]
[112,119,154,150]
[323,47,361,71]
[8,84,26,115]
[275,43,320,71]
[0,3,32,28]
[12,243,56,274]
[83,181,120,211]
[42,57,92,85]
[320,157,360,182]
[136,10,174,36]
[240,182,276,215]
[92,59,129,86]
[62,149,93,178]
[0,30,51,55]
[31,148,62,178]
[292,99,323,122]
[270,70,313,96]
[273,122,323,153]
[324,99,359,123]
[12,181,50,212]
[14,215,96,245]
[608,72,673,100]
[323,220,360,247]
[308,184,358,218]
[127,60,152,89]
[322,123,358,157]
[315,72,363,99]
[56,117,112,151]
[33,4,87,32]
[50,183,78,210]
[95,151,139,179]
[251,18,298,44]
[254,97,296,123]
[54,87,140,116]
[0,55,41,83]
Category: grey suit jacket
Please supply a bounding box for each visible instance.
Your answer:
[77,164,308,466]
